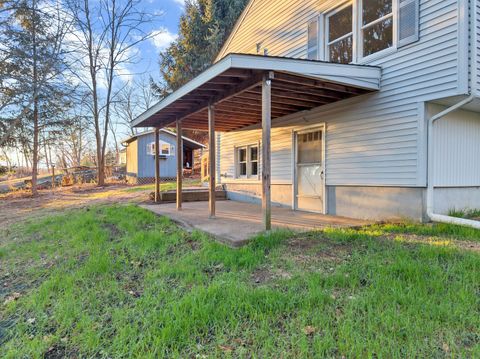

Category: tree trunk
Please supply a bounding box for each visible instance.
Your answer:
[31,0,39,196]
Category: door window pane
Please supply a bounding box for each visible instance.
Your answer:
[297,131,322,164]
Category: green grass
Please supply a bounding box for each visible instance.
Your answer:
[449,208,480,220]
[123,179,202,193]
[1,206,479,358]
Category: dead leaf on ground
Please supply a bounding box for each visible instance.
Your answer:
[218,345,234,352]
[3,292,21,305]
[303,325,316,336]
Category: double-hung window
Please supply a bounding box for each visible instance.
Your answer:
[236,144,259,179]
[326,4,353,64]
[308,0,419,63]
[361,0,394,58]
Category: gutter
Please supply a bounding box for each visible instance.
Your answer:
[426,0,480,229]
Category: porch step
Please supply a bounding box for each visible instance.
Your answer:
[150,189,227,203]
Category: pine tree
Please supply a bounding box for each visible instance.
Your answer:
[0,0,72,194]
[154,0,249,97]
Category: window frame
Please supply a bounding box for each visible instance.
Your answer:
[319,0,400,64]
[235,143,260,179]
[358,0,397,61]
[325,2,354,64]
[148,141,172,156]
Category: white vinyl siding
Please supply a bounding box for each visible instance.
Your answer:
[218,0,462,188]
[476,0,480,96]
[429,104,480,187]
[220,95,420,187]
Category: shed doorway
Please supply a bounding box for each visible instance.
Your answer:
[294,125,326,213]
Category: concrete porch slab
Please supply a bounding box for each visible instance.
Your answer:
[141,200,371,247]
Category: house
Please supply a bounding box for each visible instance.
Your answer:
[133,0,480,229]
[122,130,205,184]
[119,148,127,166]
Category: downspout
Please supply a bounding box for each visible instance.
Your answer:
[426,0,480,229]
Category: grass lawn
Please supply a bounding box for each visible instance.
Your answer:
[1,205,479,358]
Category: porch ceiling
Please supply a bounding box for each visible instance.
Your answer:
[133,54,382,132]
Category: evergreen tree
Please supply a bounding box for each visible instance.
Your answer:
[0,0,72,194]
[154,0,249,97]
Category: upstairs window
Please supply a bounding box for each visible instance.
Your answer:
[309,0,419,63]
[361,0,393,57]
[326,4,353,64]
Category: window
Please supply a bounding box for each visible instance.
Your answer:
[361,0,393,57]
[148,141,172,156]
[250,146,259,176]
[161,143,171,156]
[313,0,419,63]
[326,4,353,64]
[238,147,247,176]
[236,145,259,178]
[307,19,319,60]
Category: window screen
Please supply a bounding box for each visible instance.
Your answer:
[398,0,419,47]
[307,19,319,60]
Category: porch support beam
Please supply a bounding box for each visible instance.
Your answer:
[154,128,161,203]
[262,72,273,231]
[176,119,183,210]
[208,103,216,218]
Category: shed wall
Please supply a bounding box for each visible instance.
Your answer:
[135,132,178,179]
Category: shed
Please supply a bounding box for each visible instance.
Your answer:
[122,129,205,184]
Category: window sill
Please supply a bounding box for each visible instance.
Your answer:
[355,47,397,65]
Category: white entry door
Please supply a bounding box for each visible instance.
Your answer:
[294,126,325,213]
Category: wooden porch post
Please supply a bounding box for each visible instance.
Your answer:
[154,128,161,203]
[208,103,216,218]
[262,72,272,231]
[176,119,183,210]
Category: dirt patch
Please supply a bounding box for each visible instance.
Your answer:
[103,223,122,241]
[44,343,79,359]
[0,183,149,230]
[286,235,352,264]
[251,266,292,285]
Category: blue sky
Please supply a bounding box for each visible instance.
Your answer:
[133,0,184,83]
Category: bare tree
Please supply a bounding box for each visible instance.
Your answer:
[114,77,154,137]
[66,0,155,186]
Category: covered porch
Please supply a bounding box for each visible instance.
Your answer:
[142,200,371,247]
[133,54,381,231]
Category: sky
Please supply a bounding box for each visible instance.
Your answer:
[133,0,184,83]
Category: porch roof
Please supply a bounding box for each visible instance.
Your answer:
[133,54,382,132]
